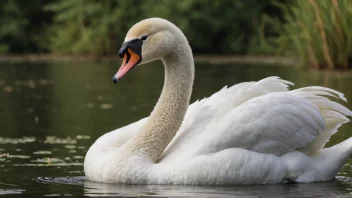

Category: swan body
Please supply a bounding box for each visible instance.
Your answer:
[84,18,352,185]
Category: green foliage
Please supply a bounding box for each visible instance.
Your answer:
[0,0,53,53]
[44,0,278,55]
[44,0,143,55]
[149,0,275,54]
[3,0,351,71]
[0,0,285,55]
[0,0,27,53]
[270,0,352,69]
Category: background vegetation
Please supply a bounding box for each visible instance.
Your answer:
[268,0,352,69]
[0,0,351,69]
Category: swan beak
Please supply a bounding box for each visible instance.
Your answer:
[113,39,143,84]
[113,48,141,83]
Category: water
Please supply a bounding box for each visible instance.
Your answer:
[0,61,351,197]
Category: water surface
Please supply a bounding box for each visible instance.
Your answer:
[0,61,351,197]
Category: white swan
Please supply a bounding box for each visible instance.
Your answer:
[84,18,352,185]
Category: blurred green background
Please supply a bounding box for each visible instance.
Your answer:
[0,0,351,69]
[1,1,352,196]
[0,0,283,55]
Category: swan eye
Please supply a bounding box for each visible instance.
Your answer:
[141,35,148,41]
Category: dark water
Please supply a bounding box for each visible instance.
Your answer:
[0,61,351,197]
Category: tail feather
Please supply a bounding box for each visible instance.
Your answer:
[291,86,352,155]
[314,100,352,117]
[292,86,347,102]
[321,109,350,122]
[301,117,349,155]
[310,137,352,181]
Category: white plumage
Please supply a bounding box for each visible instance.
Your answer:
[84,18,352,185]
[86,76,352,184]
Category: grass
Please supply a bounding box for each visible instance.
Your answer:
[268,0,352,69]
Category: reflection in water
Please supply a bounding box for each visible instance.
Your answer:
[85,181,351,197]
[37,176,352,197]
[0,62,351,196]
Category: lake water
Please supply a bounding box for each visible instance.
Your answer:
[0,61,351,197]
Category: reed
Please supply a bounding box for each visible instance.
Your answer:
[272,0,352,69]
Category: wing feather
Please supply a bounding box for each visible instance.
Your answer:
[196,93,325,156]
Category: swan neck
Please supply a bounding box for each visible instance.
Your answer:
[122,40,194,162]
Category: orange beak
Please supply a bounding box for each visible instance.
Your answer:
[113,48,141,83]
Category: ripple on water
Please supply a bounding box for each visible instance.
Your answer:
[33,151,52,155]
[0,137,36,144]
[31,158,65,164]
[0,135,88,169]
[0,189,24,195]
[0,153,31,159]
[0,183,24,195]
[44,136,77,144]
[10,157,84,167]
[336,176,352,183]
[76,135,90,140]
[65,145,76,149]
[14,162,83,167]
[36,176,85,186]
[5,155,31,159]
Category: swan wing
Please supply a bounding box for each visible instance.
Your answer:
[198,92,325,155]
[159,77,294,163]
[206,86,351,156]
[160,78,351,165]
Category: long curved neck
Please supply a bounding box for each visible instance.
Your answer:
[121,39,194,162]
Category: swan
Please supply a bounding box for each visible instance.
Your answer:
[84,18,352,185]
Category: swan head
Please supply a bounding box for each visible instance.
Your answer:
[113,18,181,83]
